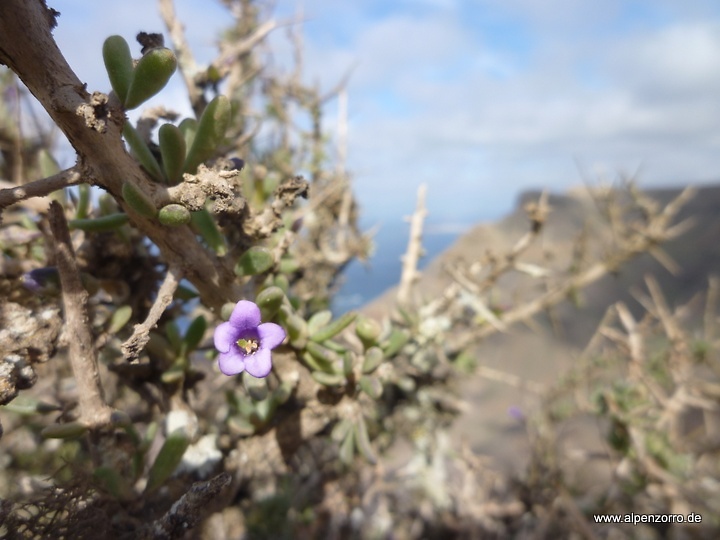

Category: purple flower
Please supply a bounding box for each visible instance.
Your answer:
[213,300,286,378]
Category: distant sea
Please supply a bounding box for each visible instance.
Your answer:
[331,222,469,314]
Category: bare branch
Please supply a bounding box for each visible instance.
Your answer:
[122,265,183,361]
[0,166,82,213]
[397,184,427,305]
[48,201,112,428]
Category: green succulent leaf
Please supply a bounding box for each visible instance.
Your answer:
[339,428,355,465]
[311,371,346,386]
[93,466,132,500]
[191,207,226,255]
[158,203,191,226]
[108,305,133,334]
[158,123,187,184]
[286,314,308,349]
[165,320,183,354]
[355,316,382,349]
[307,310,332,335]
[354,417,377,464]
[359,375,383,400]
[306,342,340,373]
[310,311,358,343]
[234,246,274,276]
[124,47,177,110]
[1,397,60,415]
[178,117,198,149]
[382,328,410,357]
[361,347,384,375]
[271,380,295,406]
[102,35,133,103]
[184,315,207,352]
[75,183,90,219]
[331,418,353,443]
[122,123,164,181]
[183,95,231,174]
[121,182,157,218]
[256,286,286,321]
[68,213,129,232]
[144,429,190,493]
[41,421,88,439]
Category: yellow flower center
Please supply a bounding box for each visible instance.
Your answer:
[237,338,259,355]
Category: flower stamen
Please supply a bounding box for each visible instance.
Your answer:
[237,338,259,355]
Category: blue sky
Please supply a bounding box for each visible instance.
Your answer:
[49,0,720,230]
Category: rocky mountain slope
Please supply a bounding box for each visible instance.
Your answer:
[363,183,720,474]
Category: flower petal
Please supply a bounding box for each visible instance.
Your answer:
[228,300,261,334]
[257,322,286,350]
[244,348,273,378]
[217,347,246,375]
[213,321,237,353]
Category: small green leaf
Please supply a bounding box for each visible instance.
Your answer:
[234,246,274,276]
[93,466,131,499]
[339,428,355,465]
[144,429,190,493]
[301,351,332,373]
[310,311,358,343]
[342,352,353,377]
[158,203,191,226]
[191,208,226,255]
[2,397,60,415]
[359,375,383,400]
[158,123,186,184]
[75,183,90,219]
[41,421,88,439]
[307,310,332,336]
[165,321,182,354]
[122,122,164,181]
[183,95,231,174]
[278,256,300,274]
[69,213,129,232]
[285,313,308,349]
[108,305,132,334]
[382,328,410,357]
[102,35,133,103]
[228,416,255,436]
[183,315,206,352]
[256,286,285,321]
[331,418,353,443]
[311,371,346,386]
[122,182,157,218]
[124,47,177,110]
[355,316,382,349]
[361,347,384,375]
[178,117,198,149]
[306,342,340,372]
[175,284,198,300]
[354,416,377,464]
[271,380,295,406]
[161,362,185,384]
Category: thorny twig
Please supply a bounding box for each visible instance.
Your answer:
[448,187,696,354]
